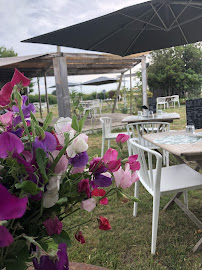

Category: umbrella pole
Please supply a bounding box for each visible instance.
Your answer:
[37,77,43,119]
[130,69,132,114]
[141,56,147,107]
[112,73,123,113]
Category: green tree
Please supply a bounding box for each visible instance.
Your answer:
[148,43,202,98]
[0,46,17,58]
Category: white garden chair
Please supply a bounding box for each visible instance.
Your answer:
[156,97,168,110]
[169,95,180,108]
[127,122,170,167]
[129,138,202,255]
[100,117,131,157]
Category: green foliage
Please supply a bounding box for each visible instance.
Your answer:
[148,44,202,98]
[29,94,57,104]
[0,46,17,58]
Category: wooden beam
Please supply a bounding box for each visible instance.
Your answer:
[53,56,71,117]
[37,77,43,119]
[112,73,123,113]
[141,56,148,107]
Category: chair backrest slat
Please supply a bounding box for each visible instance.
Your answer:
[130,138,162,193]
[100,117,112,137]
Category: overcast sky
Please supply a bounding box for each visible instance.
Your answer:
[0,0,148,94]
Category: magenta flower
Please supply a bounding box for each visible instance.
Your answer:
[0,226,14,247]
[0,82,13,106]
[43,216,63,236]
[0,132,24,158]
[11,68,31,87]
[91,188,108,205]
[0,183,28,221]
[33,243,69,270]
[116,134,130,143]
[128,155,140,171]
[113,163,139,189]
[78,179,91,198]
[89,157,107,175]
[75,231,86,244]
[34,131,57,153]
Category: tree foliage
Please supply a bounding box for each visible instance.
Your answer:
[148,44,202,98]
[0,46,17,58]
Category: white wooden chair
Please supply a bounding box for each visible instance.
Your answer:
[100,117,130,157]
[156,97,168,110]
[169,95,180,108]
[130,138,202,255]
[127,122,170,166]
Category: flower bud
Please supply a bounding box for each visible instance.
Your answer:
[116,189,129,203]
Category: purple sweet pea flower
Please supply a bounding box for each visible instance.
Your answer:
[94,173,113,187]
[34,131,57,153]
[0,183,28,221]
[13,95,35,120]
[69,151,89,168]
[33,243,69,270]
[0,226,14,247]
[11,128,23,137]
[89,157,107,175]
[0,132,24,158]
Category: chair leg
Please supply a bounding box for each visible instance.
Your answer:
[133,181,140,217]
[101,139,105,157]
[108,140,110,149]
[166,151,169,167]
[163,150,166,165]
[127,140,131,156]
[151,194,160,255]
[183,191,188,208]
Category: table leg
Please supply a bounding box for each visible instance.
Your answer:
[193,237,202,253]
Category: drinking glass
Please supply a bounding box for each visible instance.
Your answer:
[185,125,195,135]
[157,110,162,115]
[138,111,143,117]
[148,110,154,118]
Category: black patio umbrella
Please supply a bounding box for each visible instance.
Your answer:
[49,82,79,88]
[22,0,202,56]
[81,76,118,86]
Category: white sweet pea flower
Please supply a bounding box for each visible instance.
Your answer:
[66,134,88,158]
[43,187,59,208]
[54,117,72,134]
[46,175,61,191]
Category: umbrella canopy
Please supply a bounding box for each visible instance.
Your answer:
[49,82,79,88]
[22,0,202,56]
[81,76,118,85]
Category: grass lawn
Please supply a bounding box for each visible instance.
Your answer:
[62,105,202,269]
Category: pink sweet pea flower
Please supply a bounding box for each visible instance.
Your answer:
[11,68,31,87]
[116,134,130,143]
[113,163,139,189]
[0,111,13,126]
[43,216,63,236]
[0,82,13,106]
[128,155,140,171]
[81,198,96,212]
[51,150,68,174]
[71,166,85,174]
[0,132,24,158]
[103,148,121,172]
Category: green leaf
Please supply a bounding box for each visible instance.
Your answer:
[51,230,71,247]
[71,114,79,132]
[30,111,38,125]
[15,181,41,195]
[43,112,53,130]
[35,148,48,183]
[57,197,68,205]
[35,125,45,140]
[78,111,88,133]
[5,260,27,270]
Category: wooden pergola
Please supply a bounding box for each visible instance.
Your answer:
[0,51,150,117]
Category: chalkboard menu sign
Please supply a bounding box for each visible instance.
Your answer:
[186,98,202,129]
[148,97,156,113]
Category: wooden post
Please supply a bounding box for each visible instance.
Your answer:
[37,77,42,119]
[141,56,148,107]
[112,73,123,113]
[53,56,71,117]
[44,72,50,114]
[130,69,133,114]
